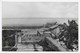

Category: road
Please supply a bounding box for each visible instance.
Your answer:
[17,43,43,51]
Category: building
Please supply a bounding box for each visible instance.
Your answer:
[21,29,44,43]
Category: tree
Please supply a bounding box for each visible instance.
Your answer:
[58,20,78,50]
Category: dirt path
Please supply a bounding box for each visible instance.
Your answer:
[46,37,67,51]
[17,43,43,51]
[17,43,34,51]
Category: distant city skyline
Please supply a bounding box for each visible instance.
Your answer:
[2,18,78,26]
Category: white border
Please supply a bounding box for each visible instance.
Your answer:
[0,0,80,53]
[0,0,2,52]
[2,0,79,2]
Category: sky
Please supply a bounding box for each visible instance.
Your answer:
[2,2,78,26]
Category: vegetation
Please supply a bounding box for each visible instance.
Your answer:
[2,30,21,51]
[58,20,78,51]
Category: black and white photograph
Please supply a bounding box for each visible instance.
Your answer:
[2,2,78,51]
